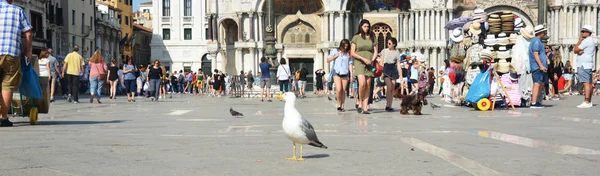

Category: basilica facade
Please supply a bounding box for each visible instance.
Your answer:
[150,0,598,79]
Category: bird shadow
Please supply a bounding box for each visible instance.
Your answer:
[302,154,330,159]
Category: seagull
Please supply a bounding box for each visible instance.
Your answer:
[430,103,441,110]
[282,92,327,161]
[327,96,332,101]
[230,108,243,117]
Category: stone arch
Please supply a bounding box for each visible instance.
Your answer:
[281,20,318,44]
[218,18,239,45]
[345,0,412,13]
[474,0,539,25]
[257,0,324,14]
[276,13,321,43]
[484,5,535,28]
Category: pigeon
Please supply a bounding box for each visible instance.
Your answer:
[230,108,243,117]
[430,103,441,110]
[282,92,327,161]
[327,96,332,101]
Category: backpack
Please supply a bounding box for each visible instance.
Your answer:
[178,74,184,82]
[295,71,300,80]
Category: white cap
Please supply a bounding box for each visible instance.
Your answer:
[581,25,594,33]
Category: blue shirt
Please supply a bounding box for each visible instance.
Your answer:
[528,37,547,72]
[259,63,271,78]
[123,64,136,80]
[328,49,352,75]
[0,0,32,57]
[576,37,596,70]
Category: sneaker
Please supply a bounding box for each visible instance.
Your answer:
[67,96,72,103]
[0,118,13,127]
[530,103,545,109]
[150,97,155,101]
[551,97,560,101]
[577,102,593,108]
[73,101,79,104]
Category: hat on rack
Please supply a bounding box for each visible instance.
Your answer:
[450,27,464,42]
[493,59,513,73]
[496,46,511,59]
[469,22,482,35]
[480,49,494,60]
[509,72,519,81]
[534,25,547,35]
[520,26,534,40]
[484,34,497,46]
[488,14,501,23]
[474,9,485,16]
[463,21,473,33]
[514,18,524,27]
[450,55,466,63]
[509,33,518,44]
[501,14,514,21]
[497,33,510,45]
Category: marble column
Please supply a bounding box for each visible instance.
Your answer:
[554,8,559,42]
[248,48,254,72]
[409,12,414,41]
[329,12,334,41]
[236,48,242,72]
[208,15,213,41]
[567,6,572,38]
[416,10,421,40]
[257,49,263,72]
[213,14,218,41]
[258,12,263,41]
[561,7,565,39]
[425,10,429,40]
[594,6,599,37]
[345,11,350,39]
[403,14,408,42]
[237,12,243,41]
[575,6,580,38]
[249,12,255,41]
[442,10,446,41]
[276,50,282,61]
[397,14,402,41]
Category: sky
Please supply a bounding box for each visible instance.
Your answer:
[133,0,147,12]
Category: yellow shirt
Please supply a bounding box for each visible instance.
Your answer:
[64,52,85,75]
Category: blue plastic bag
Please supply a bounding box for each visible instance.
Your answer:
[19,58,42,100]
[465,68,491,103]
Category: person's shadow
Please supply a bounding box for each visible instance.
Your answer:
[36,120,127,125]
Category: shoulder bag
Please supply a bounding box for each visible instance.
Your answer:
[95,63,107,80]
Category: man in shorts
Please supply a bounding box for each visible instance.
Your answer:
[47,48,61,102]
[297,65,309,98]
[528,25,549,108]
[574,25,596,108]
[259,57,274,102]
[0,0,33,126]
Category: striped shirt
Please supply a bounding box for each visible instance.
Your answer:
[0,0,32,56]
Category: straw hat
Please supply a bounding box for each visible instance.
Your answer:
[534,25,547,35]
[494,59,513,73]
[502,11,513,15]
[484,35,497,46]
[450,27,464,42]
[480,49,494,60]
[520,26,534,40]
[469,22,482,35]
[496,46,511,59]
[497,33,510,45]
[514,18,524,27]
[450,55,466,63]
[474,9,485,15]
[509,33,518,44]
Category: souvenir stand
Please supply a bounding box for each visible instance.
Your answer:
[447,9,529,110]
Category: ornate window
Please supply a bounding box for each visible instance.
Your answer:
[283,21,316,45]
[372,23,392,52]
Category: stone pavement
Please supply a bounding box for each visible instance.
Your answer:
[0,93,599,176]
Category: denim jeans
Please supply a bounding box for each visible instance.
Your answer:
[279,80,289,92]
[149,79,161,99]
[89,77,104,99]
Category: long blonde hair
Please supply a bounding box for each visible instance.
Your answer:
[90,50,104,63]
[553,52,562,68]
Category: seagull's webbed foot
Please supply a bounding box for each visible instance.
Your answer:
[285,143,299,161]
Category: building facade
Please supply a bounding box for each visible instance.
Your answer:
[95,1,122,63]
[14,0,47,57]
[107,0,134,62]
[133,24,152,65]
[151,0,599,79]
[150,0,208,72]
[45,0,64,56]
[134,1,153,29]
[60,0,95,59]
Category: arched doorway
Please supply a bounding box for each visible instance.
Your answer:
[282,19,318,91]
[219,19,238,75]
[201,54,212,76]
[485,5,534,28]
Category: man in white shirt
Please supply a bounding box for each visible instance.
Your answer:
[574,25,596,108]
